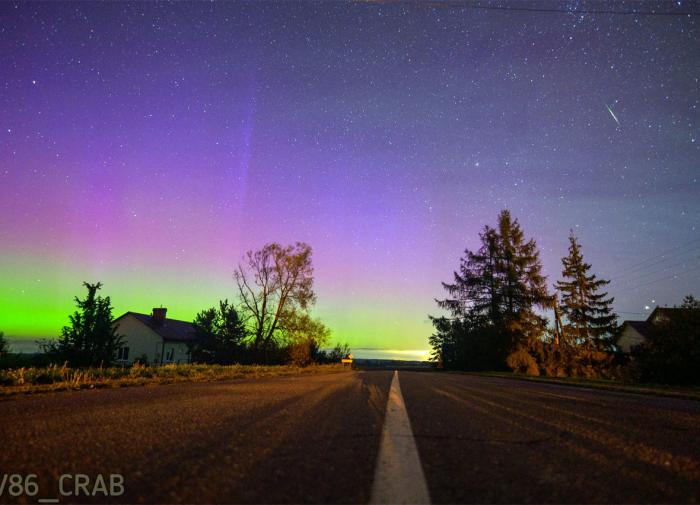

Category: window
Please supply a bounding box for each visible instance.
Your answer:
[117,346,129,361]
[165,348,175,362]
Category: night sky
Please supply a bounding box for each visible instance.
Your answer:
[1,1,698,355]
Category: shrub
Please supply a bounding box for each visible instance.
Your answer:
[288,340,315,367]
[506,349,540,376]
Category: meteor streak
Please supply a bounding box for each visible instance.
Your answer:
[606,104,620,127]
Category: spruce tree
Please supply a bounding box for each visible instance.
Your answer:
[50,282,124,366]
[433,209,551,369]
[494,210,552,352]
[555,233,617,351]
[438,225,502,322]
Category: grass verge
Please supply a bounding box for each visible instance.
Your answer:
[0,363,348,397]
[459,371,700,401]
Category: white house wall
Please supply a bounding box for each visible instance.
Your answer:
[161,341,191,365]
[618,326,646,354]
[113,314,164,365]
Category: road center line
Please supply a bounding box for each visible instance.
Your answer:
[370,370,431,504]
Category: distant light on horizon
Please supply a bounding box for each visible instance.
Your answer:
[348,349,431,362]
[0,2,698,350]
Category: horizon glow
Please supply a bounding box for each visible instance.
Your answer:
[1,3,698,350]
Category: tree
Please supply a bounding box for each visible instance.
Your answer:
[633,295,700,385]
[327,343,351,362]
[0,331,9,359]
[47,282,123,367]
[494,210,552,353]
[284,312,330,366]
[433,209,552,370]
[555,233,617,351]
[429,315,502,370]
[234,242,316,359]
[189,300,248,364]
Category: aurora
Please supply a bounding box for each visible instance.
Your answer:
[0,2,698,354]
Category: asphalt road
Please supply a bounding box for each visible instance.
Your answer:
[1,371,699,504]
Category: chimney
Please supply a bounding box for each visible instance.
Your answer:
[152,307,167,323]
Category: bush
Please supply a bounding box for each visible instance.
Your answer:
[506,349,540,376]
[288,340,314,367]
[0,332,8,359]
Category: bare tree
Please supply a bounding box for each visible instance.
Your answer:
[234,242,315,355]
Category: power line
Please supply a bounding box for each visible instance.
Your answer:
[371,0,700,16]
[611,248,700,282]
[610,236,700,279]
[613,254,700,286]
[612,263,700,294]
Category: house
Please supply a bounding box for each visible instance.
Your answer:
[617,306,688,354]
[617,321,652,354]
[112,308,197,365]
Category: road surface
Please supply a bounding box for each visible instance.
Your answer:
[1,371,699,504]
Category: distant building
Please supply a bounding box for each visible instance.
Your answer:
[112,308,196,365]
[617,307,689,354]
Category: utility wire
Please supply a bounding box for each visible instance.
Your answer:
[612,254,700,286]
[370,0,700,16]
[612,264,700,294]
[609,236,700,278]
[611,248,700,282]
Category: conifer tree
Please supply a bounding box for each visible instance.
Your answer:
[555,233,617,351]
[433,209,551,369]
[494,210,552,351]
[438,225,502,322]
[48,282,124,366]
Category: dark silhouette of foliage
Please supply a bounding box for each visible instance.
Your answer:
[46,282,123,367]
[284,312,330,366]
[632,295,700,385]
[313,343,351,364]
[429,315,505,370]
[189,300,248,364]
[555,233,618,351]
[432,210,551,371]
[0,331,8,359]
[328,343,351,361]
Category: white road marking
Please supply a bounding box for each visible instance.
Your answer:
[370,370,431,504]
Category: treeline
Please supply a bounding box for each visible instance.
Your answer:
[187,298,350,367]
[188,242,350,366]
[430,209,700,385]
[0,242,350,369]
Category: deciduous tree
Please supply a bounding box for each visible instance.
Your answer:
[234,242,315,358]
[190,300,247,364]
[284,312,330,366]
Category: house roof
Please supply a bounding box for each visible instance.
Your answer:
[114,312,198,342]
[621,320,653,339]
[648,306,691,322]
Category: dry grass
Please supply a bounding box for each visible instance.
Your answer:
[0,362,347,396]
